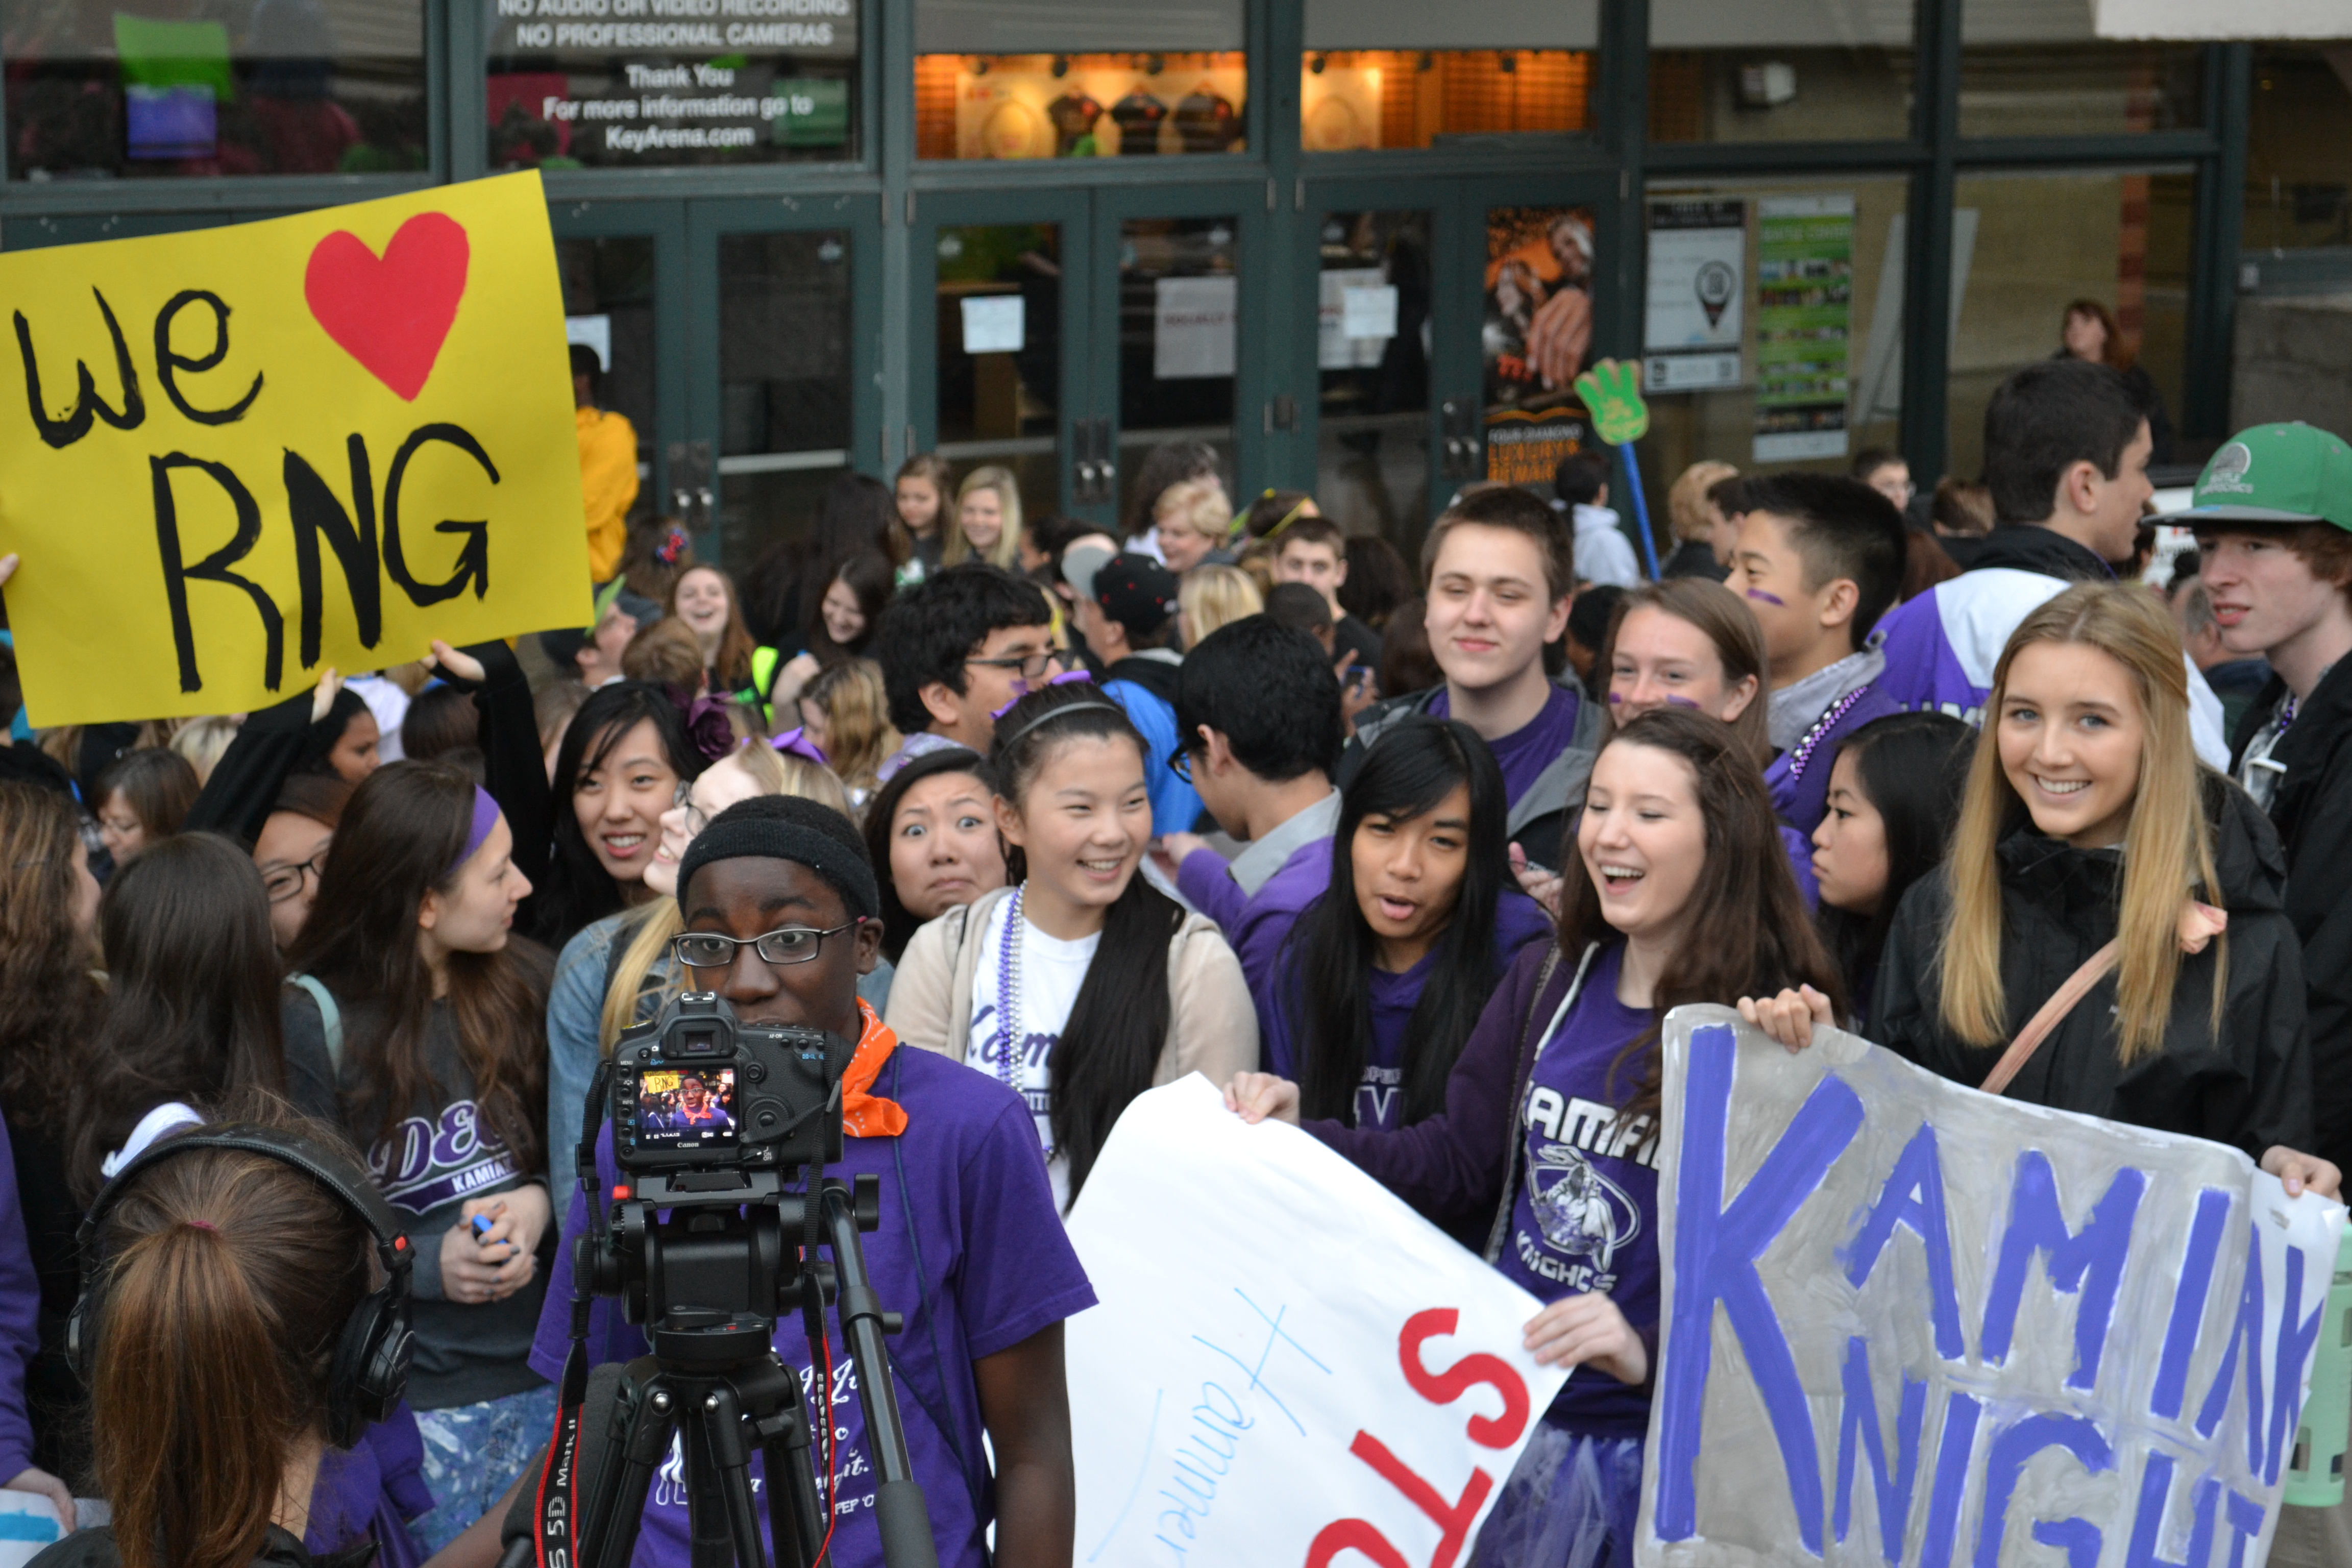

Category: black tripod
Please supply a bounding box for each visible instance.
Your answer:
[573,1171,941,1568]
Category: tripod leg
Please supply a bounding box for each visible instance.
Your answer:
[755,1369,826,1568]
[694,1383,773,1568]
[582,1360,679,1568]
[821,1185,941,1568]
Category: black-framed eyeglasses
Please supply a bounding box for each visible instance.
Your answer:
[964,650,1061,682]
[672,922,861,969]
[1167,743,1198,783]
[259,847,330,905]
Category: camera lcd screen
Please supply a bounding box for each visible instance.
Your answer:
[635,1068,739,1150]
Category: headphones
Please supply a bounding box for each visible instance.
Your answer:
[69,1122,416,1449]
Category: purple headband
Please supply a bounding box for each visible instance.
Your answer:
[770,727,829,767]
[448,786,501,876]
[990,667,1092,721]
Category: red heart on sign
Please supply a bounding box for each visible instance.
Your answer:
[304,212,471,401]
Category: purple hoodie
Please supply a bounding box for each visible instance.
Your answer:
[1176,792,1345,1041]
[0,1117,37,1485]
[1764,685,1902,838]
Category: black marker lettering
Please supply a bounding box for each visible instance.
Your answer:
[155,290,262,426]
[15,289,144,450]
[285,435,383,670]
[151,453,282,694]
[383,423,499,606]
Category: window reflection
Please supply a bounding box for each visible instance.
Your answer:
[1300,50,1592,151]
[6,0,426,178]
[914,52,1244,160]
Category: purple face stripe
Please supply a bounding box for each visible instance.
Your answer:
[1745,588,1787,607]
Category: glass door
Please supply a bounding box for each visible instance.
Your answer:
[1293,179,1450,554]
[686,196,883,570]
[550,199,687,558]
[911,189,1093,528]
[1091,182,1271,535]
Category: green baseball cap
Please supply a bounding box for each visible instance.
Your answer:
[2159,422,2352,532]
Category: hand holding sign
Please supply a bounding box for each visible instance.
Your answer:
[0,173,590,727]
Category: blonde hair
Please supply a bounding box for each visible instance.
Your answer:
[800,659,899,810]
[170,715,239,787]
[1939,583,2222,1064]
[1179,565,1264,647]
[944,466,1022,570]
[595,742,852,1053]
[1668,461,1739,543]
[1156,476,1234,544]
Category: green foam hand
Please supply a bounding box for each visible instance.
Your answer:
[1573,357,1650,447]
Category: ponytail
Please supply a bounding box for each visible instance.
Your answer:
[90,1145,373,1568]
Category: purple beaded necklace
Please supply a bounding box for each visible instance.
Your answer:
[1784,684,1873,782]
[991,886,1055,1157]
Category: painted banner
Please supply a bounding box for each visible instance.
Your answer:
[1638,1008,2344,1568]
[1067,1074,1570,1568]
[0,173,590,726]
[1753,193,1854,463]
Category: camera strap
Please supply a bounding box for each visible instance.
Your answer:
[535,1058,612,1568]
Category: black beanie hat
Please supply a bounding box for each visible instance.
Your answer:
[677,794,880,920]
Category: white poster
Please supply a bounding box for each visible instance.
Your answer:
[565,312,612,371]
[1067,1076,1570,1568]
[1645,199,1745,393]
[1153,275,1238,380]
[959,293,1025,355]
[1318,267,1390,369]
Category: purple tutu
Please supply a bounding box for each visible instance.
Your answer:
[1470,1425,1645,1568]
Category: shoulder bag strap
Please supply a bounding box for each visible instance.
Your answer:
[1977,939,2120,1098]
[287,973,345,1074]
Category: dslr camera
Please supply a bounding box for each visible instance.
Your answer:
[608,992,849,1186]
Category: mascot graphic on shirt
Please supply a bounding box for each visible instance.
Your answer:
[1528,1145,1640,1276]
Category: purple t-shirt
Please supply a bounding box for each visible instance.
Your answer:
[529,1046,1096,1568]
[1496,943,1660,1438]
[1429,684,1584,808]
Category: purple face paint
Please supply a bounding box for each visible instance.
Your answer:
[1664,694,1703,709]
[1746,587,1788,607]
[1607,691,1624,704]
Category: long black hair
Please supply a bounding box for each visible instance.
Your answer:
[990,682,1181,1199]
[533,681,704,948]
[1287,718,1510,1126]
[1816,710,1973,1009]
[71,834,286,1197]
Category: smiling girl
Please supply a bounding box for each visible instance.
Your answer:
[1827,584,2327,1184]
[665,566,759,698]
[944,466,1022,572]
[533,683,704,950]
[888,682,1255,1209]
[1230,707,1839,1566]
[1273,718,1550,1141]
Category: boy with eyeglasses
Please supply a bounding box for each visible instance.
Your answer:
[873,564,1059,780]
[519,795,1092,1568]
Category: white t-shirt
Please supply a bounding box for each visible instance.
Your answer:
[965,893,1100,1213]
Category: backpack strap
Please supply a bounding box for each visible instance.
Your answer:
[287,973,345,1074]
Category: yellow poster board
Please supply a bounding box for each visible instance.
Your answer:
[0,172,592,726]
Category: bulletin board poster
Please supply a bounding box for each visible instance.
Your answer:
[1644,199,1745,394]
[1752,193,1854,463]
[945,54,1247,161]
[1484,205,1599,486]
[484,0,855,168]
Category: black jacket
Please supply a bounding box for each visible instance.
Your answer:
[1869,777,2311,1162]
[1660,540,1728,582]
[1963,523,2117,582]
[2230,657,2352,1173]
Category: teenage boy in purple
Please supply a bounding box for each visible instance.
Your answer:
[1344,487,1605,873]
[1157,616,1346,1035]
[527,795,1092,1568]
[1229,708,1842,1565]
[1725,473,1908,835]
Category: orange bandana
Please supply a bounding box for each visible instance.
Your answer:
[841,998,909,1138]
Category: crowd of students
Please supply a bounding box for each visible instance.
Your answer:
[1,347,2348,1568]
